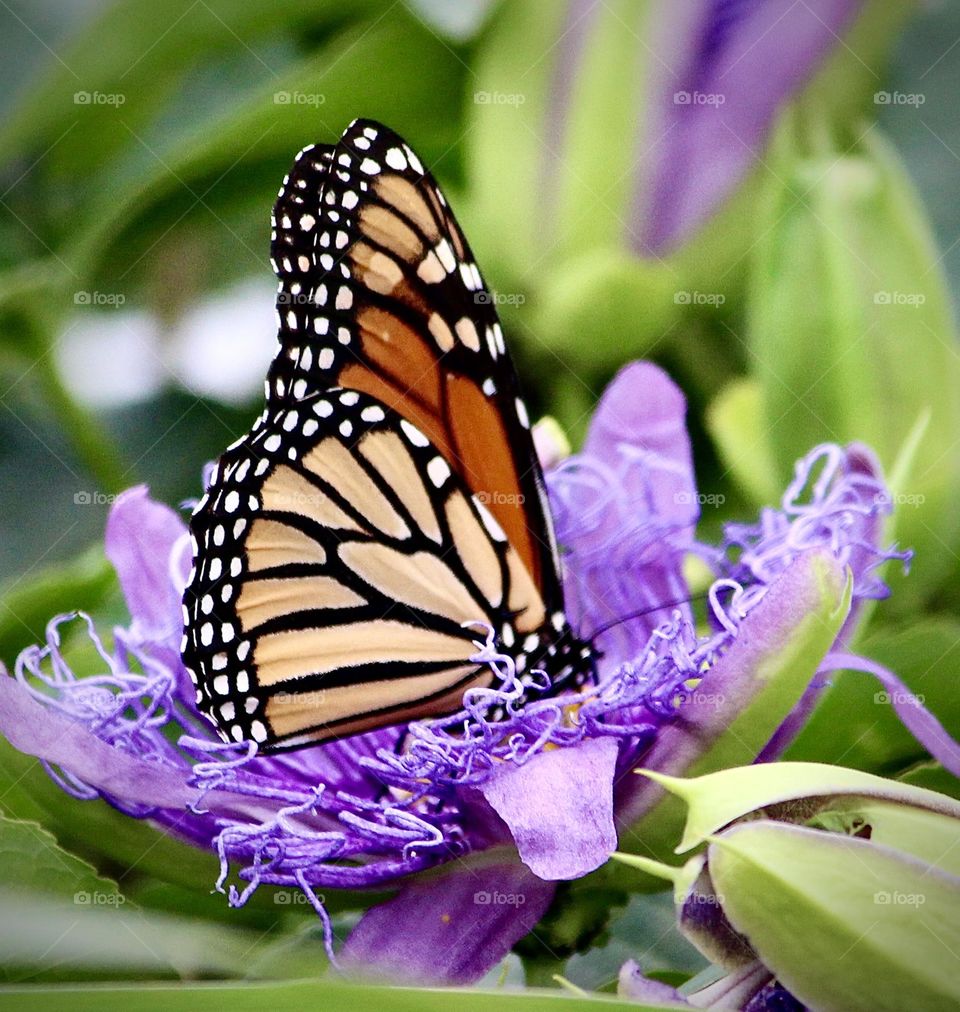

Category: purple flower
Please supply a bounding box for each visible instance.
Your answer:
[2,360,946,987]
[629,0,866,253]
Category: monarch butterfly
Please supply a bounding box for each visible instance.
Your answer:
[181,119,596,751]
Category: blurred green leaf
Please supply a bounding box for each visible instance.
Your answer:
[0,887,315,983]
[467,0,589,281]
[0,816,147,983]
[62,9,467,287]
[0,0,379,179]
[747,123,960,612]
[563,891,706,993]
[0,974,675,1010]
[0,813,126,904]
[705,377,779,506]
[0,545,114,666]
[529,248,680,371]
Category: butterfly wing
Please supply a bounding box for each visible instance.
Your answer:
[184,389,550,748]
[182,119,581,750]
[269,119,562,614]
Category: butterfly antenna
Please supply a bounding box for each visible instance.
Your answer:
[587,592,712,640]
[587,574,762,641]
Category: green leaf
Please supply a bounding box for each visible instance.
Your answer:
[705,378,779,506]
[0,975,677,1010]
[709,821,960,1012]
[0,732,219,903]
[0,0,380,178]
[0,726,375,930]
[0,813,126,905]
[63,10,467,290]
[0,888,311,983]
[0,546,115,666]
[786,618,960,772]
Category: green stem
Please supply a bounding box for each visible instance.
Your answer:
[521,954,568,989]
[35,352,126,494]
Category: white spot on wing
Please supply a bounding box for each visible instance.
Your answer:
[427,456,451,487]
[400,419,429,447]
[385,147,407,171]
[515,398,530,428]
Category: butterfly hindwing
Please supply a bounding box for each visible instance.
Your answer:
[184,389,550,749]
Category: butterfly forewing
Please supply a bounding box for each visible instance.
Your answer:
[181,119,589,750]
[269,119,562,611]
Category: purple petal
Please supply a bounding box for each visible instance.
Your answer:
[824,651,960,777]
[0,669,283,848]
[105,485,193,699]
[619,959,689,1004]
[105,485,188,639]
[547,362,696,665]
[478,736,620,880]
[340,861,556,985]
[632,0,865,253]
[0,673,193,810]
[584,362,696,530]
[836,442,888,636]
[616,550,846,826]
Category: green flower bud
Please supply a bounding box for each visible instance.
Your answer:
[614,762,960,1011]
[746,124,960,610]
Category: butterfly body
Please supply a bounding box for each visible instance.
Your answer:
[181,120,595,751]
